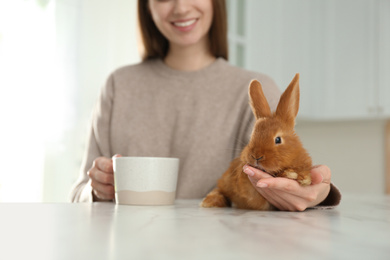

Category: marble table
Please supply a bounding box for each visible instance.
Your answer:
[0,194,389,260]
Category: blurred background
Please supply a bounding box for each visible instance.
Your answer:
[0,0,389,202]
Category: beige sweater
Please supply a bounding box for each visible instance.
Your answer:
[70,58,341,207]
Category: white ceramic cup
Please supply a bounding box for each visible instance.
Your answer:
[113,157,179,205]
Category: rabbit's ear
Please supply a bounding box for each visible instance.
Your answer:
[249,80,271,119]
[276,73,300,127]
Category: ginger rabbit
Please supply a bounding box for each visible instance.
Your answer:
[201,73,312,210]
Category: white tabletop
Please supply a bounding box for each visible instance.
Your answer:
[0,194,389,260]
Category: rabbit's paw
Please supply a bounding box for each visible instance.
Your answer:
[200,189,230,208]
[297,173,311,186]
[282,169,298,180]
[281,169,311,186]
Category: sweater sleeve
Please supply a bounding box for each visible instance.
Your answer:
[69,74,115,202]
[312,184,342,209]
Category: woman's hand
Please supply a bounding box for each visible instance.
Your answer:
[87,155,121,201]
[243,165,331,211]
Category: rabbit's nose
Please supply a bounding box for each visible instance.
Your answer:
[251,155,264,162]
[256,156,264,162]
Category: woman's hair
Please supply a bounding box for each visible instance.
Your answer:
[138,0,228,61]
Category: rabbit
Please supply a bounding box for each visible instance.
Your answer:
[200,73,312,210]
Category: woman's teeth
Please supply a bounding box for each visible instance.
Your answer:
[173,19,196,27]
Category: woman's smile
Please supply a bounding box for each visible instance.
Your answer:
[171,18,198,32]
[149,0,213,48]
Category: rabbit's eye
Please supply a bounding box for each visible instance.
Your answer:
[275,136,282,144]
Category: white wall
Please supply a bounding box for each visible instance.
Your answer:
[78,0,140,123]
[296,120,387,194]
[43,0,140,202]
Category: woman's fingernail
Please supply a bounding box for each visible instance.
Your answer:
[257,182,268,188]
[319,174,324,183]
[243,166,255,177]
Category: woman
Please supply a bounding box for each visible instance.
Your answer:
[70,0,340,211]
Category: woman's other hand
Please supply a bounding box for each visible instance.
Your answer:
[87,155,121,201]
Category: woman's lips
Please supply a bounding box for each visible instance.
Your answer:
[172,18,197,32]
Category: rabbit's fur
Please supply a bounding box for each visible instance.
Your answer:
[201,74,312,210]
